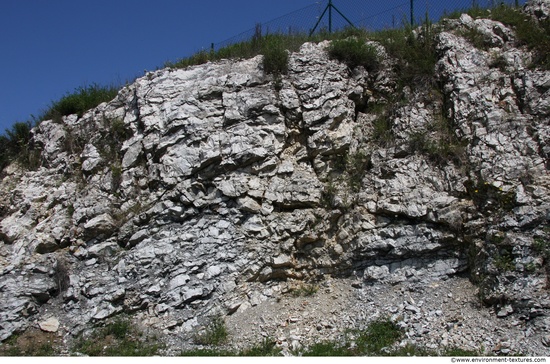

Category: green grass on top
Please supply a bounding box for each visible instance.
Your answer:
[39,83,120,122]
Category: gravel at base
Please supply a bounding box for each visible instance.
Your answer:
[220,277,549,356]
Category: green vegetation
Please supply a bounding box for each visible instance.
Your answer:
[465,179,516,215]
[447,4,550,69]
[533,237,550,259]
[0,120,40,171]
[73,318,163,356]
[194,316,229,346]
[261,35,289,75]
[0,333,57,356]
[372,113,395,147]
[327,37,379,71]
[181,338,281,357]
[40,83,119,121]
[370,18,437,89]
[301,318,403,356]
[494,247,515,272]
[355,318,403,355]
[409,114,468,167]
[289,283,319,297]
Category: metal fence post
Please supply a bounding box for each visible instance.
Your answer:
[329,0,333,33]
[410,0,414,26]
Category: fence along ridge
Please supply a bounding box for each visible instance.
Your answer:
[212,0,527,52]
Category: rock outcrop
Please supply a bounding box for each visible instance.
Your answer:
[0,1,549,355]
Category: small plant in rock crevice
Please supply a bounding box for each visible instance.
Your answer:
[289,283,319,297]
[0,121,41,172]
[464,178,516,215]
[327,37,380,72]
[194,316,229,346]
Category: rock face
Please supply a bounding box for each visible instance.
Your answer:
[0,1,549,355]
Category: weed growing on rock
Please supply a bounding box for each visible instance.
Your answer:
[239,337,281,356]
[465,179,516,215]
[0,121,40,171]
[72,318,162,356]
[370,18,437,89]
[446,4,550,69]
[40,83,119,121]
[494,247,515,272]
[409,114,468,167]
[194,316,229,346]
[355,317,403,355]
[533,237,550,259]
[53,256,70,295]
[0,333,57,356]
[261,35,289,75]
[181,338,280,357]
[302,341,350,356]
[289,283,319,297]
[327,37,380,71]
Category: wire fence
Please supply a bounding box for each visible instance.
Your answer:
[214,0,528,51]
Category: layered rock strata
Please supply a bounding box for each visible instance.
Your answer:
[0,1,549,355]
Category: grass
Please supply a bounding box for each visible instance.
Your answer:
[370,18,437,89]
[289,283,319,297]
[181,338,281,357]
[533,237,550,259]
[194,316,229,346]
[0,334,57,356]
[355,318,403,355]
[40,83,119,121]
[408,113,468,167]
[0,120,40,171]
[72,318,163,356]
[327,37,380,71]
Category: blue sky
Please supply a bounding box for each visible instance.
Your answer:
[0,0,522,134]
[0,0,320,132]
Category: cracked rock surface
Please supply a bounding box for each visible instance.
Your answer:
[0,1,549,356]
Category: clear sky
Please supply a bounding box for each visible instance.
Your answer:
[0,0,320,132]
[0,0,523,134]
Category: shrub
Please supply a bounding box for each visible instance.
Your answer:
[40,83,119,121]
[372,115,394,147]
[0,121,40,171]
[328,37,380,71]
[239,338,281,356]
[53,257,70,295]
[0,333,57,356]
[464,179,516,214]
[290,283,319,297]
[261,36,289,75]
[355,318,403,355]
[533,237,550,259]
[194,316,228,346]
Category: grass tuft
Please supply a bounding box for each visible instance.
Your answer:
[72,318,162,356]
[194,316,229,346]
[40,83,119,121]
[327,37,380,71]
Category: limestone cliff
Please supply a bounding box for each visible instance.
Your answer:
[1,1,549,355]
